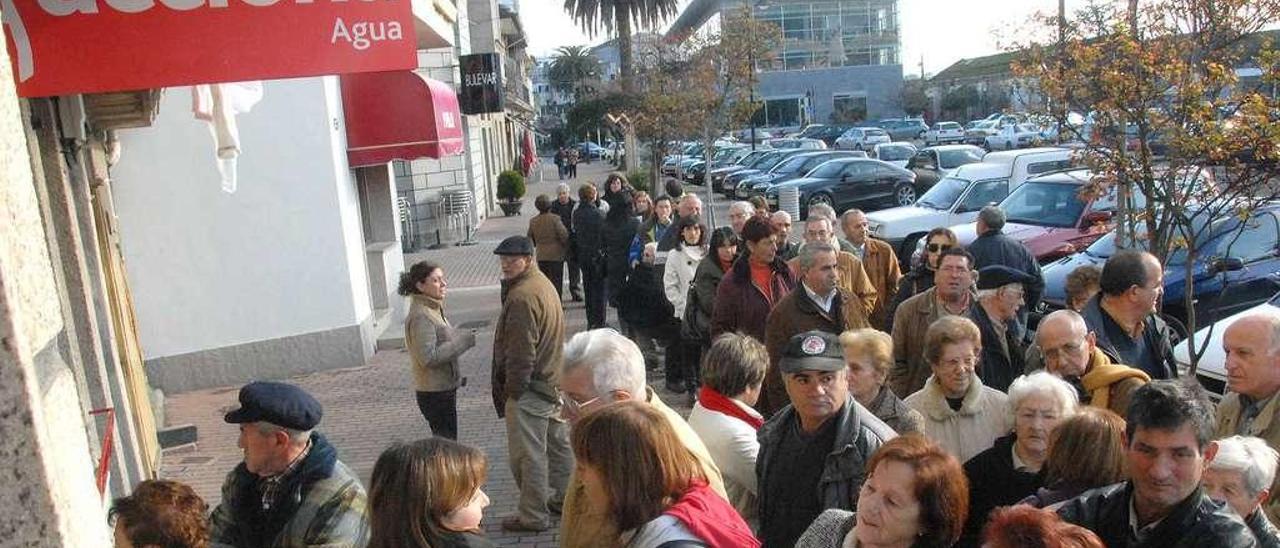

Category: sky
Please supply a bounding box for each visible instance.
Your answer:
[521,0,1102,74]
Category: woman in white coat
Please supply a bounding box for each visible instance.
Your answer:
[663,214,706,393]
[904,315,1012,463]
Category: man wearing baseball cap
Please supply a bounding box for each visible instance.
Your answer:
[491,234,572,532]
[969,265,1037,392]
[209,381,369,547]
[756,330,896,548]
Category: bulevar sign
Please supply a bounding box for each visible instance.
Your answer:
[0,0,417,97]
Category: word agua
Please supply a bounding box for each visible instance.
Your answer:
[331,17,403,51]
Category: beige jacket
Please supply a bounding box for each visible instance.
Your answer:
[560,389,727,548]
[904,373,1011,463]
[404,294,475,392]
[860,238,902,332]
[528,212,570,262]
[1217,391,1280,524]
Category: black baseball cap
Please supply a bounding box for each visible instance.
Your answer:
[779,330,846,374]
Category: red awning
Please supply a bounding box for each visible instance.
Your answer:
[340,71,465,168]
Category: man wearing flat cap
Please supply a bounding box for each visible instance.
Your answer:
[968,265,1036,392]
[756,330,896,548]
[491,235,572,532]
[209,381,369,548]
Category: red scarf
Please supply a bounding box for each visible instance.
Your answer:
[664,481,762,548]
[698,386,763,430]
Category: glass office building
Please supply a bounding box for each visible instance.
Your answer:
[755,0,899,72]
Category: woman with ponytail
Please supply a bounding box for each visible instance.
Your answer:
[398,262,476,439]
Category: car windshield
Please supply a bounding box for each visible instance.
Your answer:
[866,129,888,137]
[917,176,970,209]
[939,122,960,130]
[750,153,783,168]
[808,160,852,178]
[736,151,764,165]
[1081,211,1226,266]
[1001,182,1088,228]
[774,155,813,174]
[877,145,914,161]
[937,148,985,169]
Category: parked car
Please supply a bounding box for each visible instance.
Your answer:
[906,144,987,192]
[579,141,607,159]
[662,142,705,176]
[946,169,1132,264]
[925,122,966,145]
[985,123,1045,151]
[964,120,1000,145]
[765,158,917,218]
[871,142,919,168]
[720,149,810,196]
[835,127,892,151]
[708,149,773,192]
[1175,290,1280,397]
[767,137,828,150]
[867,147,1076,260]
[877,119,930,141]
[739,150,865,199]
[1042,202,1280,329]
[684,146,748,185]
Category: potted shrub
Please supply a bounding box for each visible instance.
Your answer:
[496,170,526,217]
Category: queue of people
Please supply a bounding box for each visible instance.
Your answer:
[111,181,1280,548]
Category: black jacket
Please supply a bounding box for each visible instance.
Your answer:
[1080,294,1179,379]
[550,198,577,253]
[1057,482,1257,548]
[572,202,605,258]
[959,433,1044,548]
[602,200,640,301]
[967,229,1045,326]
[618,262,675,329]
[968,301,1027,392]
[1250,509,1280,548]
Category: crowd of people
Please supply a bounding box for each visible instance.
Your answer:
[111,172,1280,548]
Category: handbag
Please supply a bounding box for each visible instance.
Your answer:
[681,284,709,343]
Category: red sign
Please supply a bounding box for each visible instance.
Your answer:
[2,0,418,97]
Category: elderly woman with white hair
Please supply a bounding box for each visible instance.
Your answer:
[957,371,1078,548]
[554,328,727,548]
[1205,435,1280,547]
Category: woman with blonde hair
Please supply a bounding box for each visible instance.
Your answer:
[572,401,759,547]
[840,328,924,434]
[367,438,494,548]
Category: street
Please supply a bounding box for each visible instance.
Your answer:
[157,158,736,546]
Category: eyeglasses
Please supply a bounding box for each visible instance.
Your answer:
[560,394,601,414]
[927,243,953,253]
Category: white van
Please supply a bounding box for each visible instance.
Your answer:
[865,147,1076,261]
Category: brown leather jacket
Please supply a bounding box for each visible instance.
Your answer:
[491,266,564,416]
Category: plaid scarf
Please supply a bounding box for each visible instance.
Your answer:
[259,439,312,511]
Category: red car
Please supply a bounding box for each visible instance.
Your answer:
[949,169,1124,264]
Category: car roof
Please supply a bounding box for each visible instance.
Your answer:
[980,147,1072,164]
[1024,168,1092,185]
[950,162,1019,180]
[922,144,983,152]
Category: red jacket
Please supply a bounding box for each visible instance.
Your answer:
[710,256,796,343]
[664,482,761,548]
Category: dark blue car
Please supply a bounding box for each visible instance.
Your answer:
[1039,204,1280,335]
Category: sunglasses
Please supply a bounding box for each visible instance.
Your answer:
[927,243,953,253]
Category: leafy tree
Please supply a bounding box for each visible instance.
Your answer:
[1014,0,1280,371]
[563,0,679,91]
[548,45,602,98]
[901,78,929,118]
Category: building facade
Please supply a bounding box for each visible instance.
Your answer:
[667,0,904,130]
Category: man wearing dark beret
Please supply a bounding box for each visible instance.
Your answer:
[209,381,369,547]
[968,265,1037,392]
[491,235,571,532]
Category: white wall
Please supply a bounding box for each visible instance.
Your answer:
[112,77,370,359]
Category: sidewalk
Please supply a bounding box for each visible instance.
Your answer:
[156,157,696,546]
[405,159,620,289]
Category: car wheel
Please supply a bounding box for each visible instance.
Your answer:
[807,193,833,215]
[894,183,917,207]
[1162,313,1189,345]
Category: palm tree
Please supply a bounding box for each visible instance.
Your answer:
[549,45,602,99]
[563,0,678,90]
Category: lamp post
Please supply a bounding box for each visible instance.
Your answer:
[747,0,769,150]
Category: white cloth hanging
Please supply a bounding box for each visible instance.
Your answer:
[192,82,263,193]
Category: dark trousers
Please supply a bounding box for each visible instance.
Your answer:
[580,258,606,328]
[685,342,705,388]
[415,389,458,440]
[538,260,564,299]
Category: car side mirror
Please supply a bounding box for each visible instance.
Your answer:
[1212,257,1245,274]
